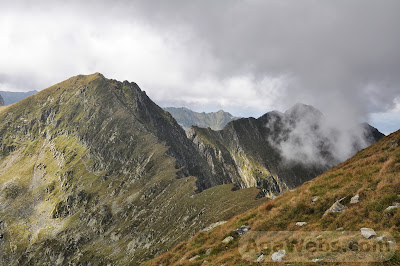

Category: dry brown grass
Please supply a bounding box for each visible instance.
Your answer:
[145,130,400,265]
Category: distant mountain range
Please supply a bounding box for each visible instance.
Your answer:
[164,107,239,130]
[0,90,37,105]
[0,94,4,106]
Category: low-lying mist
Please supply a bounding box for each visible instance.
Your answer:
[265,103,382,167]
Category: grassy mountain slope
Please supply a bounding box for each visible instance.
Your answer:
[164,107,239,130]
[0,73,264,265]
[148,130,400,265]
[0,90,38,105]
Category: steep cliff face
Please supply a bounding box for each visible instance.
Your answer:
[187,104,384,197]
[164,107,239,130]
[0,73,263,265]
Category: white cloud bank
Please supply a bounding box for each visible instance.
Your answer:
[0,0,399,132]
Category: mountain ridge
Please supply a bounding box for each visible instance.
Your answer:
[0,73,264,265]
[164,107,239,130]
[187,104,384,197]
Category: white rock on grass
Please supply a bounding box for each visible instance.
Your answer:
[311,196,319,204]
[375,235,386,242]
[385,202,400,211]
[360,228,377,239]
[296,222,307,226]
[189,255,200,261]
[350,194,359,204]
[222,236,234,244]
[257,254,265,263]
[271,250,286,262]
[205,248,213,255]
[324,197,347,216]
[312,258,323,262]
[201,221,227,232]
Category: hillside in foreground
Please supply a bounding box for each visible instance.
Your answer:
[148,130,400,265]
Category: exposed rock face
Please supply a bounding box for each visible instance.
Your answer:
[164,107,239,131]
[0,73,263,265]
[235,225,251,236]
[187,104,384,196]
[0,94,4,106]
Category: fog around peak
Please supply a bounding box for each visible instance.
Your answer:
[265,104,380,166]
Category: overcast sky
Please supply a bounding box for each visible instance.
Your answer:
[1,0,399,134]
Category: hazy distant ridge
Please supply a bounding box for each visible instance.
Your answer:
[164,107,239,130]
[0,90,38,105]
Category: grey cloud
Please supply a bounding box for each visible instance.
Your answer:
[1,0,400,119]
[133,0,400,112]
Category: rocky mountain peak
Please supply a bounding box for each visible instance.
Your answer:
[0,73,263,265]
[284,103,324,121]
